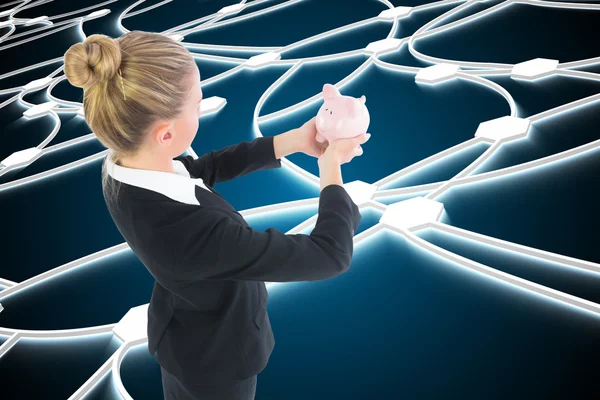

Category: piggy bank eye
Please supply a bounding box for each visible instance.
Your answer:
[330,111,332,115]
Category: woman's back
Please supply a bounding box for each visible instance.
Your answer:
[65,29,363,396]
[101,145,361,384]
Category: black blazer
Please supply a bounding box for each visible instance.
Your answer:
[101,135,362,384]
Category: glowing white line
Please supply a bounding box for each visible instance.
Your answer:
[374,137,488,188]
[0,277,18,288]
[2,136,599,339]
[424,221,600,275]
[373,182,443,199]
[2,18,73,42]
[67,351,118,400]
[273,48,366,65]
[278,16,381,54]
[112,339,145,400]
[0,242,129,301]
[559,56,600,69]
[37,111,61,148]
[1,0,599,357]
[9,0,54,22]
[456,71,517,116]
[0,333,20,358]
[0,148,107,190]
[0,56,63,80]
[0,24,16,42]
[372,47,421,73]
[555,68,600,82]
[378,135,600,201]
[528,92,600,122]
[122,0,172,19]
[116,0,151,33]
[47,74,82,108]
[236,0,517,198]
[0,132,600,334]
[412,0,466,12]
[176,0,461,60]
[397,227,600,316]
[410,0,600,72]
[43,133,97,152]
[171,0,303,34]
[0,20,80,51]
[0,93,20,109]
[190,51,247,63]
[1,3,596,198]
[45,0,116,20]
[183,42,279,52]
[178,10,227,35]
[256,57,374,124]
[425,138,505,199]
[517,0,600,10]
[0,323,115,338]
[413,0,511,42]
[160,13,217,35]
[2,0,27,7]
[409,0,515,69]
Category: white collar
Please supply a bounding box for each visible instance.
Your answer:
[104,150,213,206]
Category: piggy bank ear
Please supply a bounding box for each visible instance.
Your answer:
[360,95,366,104]
[323,83,340,100]
[345,97,361,116]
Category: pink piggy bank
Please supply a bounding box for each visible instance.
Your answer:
[315,83,370,145]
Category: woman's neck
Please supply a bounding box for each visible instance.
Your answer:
[117,151,176,174]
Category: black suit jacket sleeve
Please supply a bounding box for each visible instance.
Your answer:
[174,136,282,187]
[172,184,362,282]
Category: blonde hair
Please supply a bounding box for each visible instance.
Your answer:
[63,31,197,207]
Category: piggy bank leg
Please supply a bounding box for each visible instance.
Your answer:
[315,132,326,143]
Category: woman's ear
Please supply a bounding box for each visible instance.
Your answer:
[323,83,340,100]
[151,120,175,147]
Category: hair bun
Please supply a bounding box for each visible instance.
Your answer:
[64,34,122,90]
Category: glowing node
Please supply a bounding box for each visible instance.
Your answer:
[22,77,53,91]
[86,9,111,19]
[0,303,3,313]
[511,58,559,81]
[1,147,43,167]
[474,115,531,141]
[218,4,245,14]
[200,96,227,113]
[365,38,403,55]
[380,197,444,230]
[378,6,413,20]
[343,180,379,205]
[24,16,50,26]
[23,101,57,118]
[77,107,85,117]
[112,304,149,342]
[415,63,460,84]
[245,52,281,69]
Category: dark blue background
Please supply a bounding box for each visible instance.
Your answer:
[0,0,599,399]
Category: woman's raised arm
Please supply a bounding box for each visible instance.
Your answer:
[171,184,361,282]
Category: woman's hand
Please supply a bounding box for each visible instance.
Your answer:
[295,116,329,158]
[319,132,370,166]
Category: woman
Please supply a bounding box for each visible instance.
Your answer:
[63,31,369,400]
